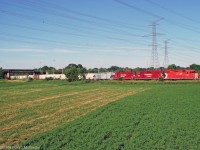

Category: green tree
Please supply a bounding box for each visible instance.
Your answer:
[168,64,177,70]
[64,67,79,82]
[167,64,184,70]
[134,67,146,72]
[55,69,63,74]
[190,64,200,71]
[39,66,56,74]
[108,66,119,71]
[77,64,83,69]
[99,68,107,72]
[65,64,78,69]
[87,68,98,73]
[0,67,3,79]
[79,67,87,78]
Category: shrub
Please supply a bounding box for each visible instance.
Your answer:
[64,67,79,82]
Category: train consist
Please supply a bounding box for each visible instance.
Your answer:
[113,69,199,80]
[4,69,199,80]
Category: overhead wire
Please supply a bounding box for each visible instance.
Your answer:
[0,8,150,45]
[113,0,200,65]
[144,0,200,24]
[1,0,199,66]
[1,1,148,36]
[113,0,200,33]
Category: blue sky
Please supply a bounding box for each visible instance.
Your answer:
[0,0,200,69]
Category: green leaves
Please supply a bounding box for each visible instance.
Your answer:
[21,83,200,149]
[0,67,3,79]
[64,67,79,82]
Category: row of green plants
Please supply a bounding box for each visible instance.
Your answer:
[21,83,200,149]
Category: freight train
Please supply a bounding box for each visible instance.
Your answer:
[113,69,199,80]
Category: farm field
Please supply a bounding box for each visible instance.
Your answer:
[1,80,200,149]
[0,80,146,147]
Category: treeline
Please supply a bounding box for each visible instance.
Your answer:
[0,64,200,80]
[36,63,200,74]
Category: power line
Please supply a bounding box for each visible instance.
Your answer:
[113,0,200,34]
[113,0,160,18]
[1,0,199,67]
[144,0,200,24]
[0,9,149,45]
[28,0,149,31]
[158,27,200,44]
[1,0,148,35]
[0,35,149,53]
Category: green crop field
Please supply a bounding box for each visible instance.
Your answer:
[1,80,200,149]
[0,80,146,147]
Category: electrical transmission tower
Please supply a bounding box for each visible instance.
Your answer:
[150,22,160,68]
[163,40,169,68]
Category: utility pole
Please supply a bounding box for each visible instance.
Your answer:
[97,60,100,80]
[40,61,42,74]
[163,40,169,69]
[53,59,55,74]
[53,59,55,79]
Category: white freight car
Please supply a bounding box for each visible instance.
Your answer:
[85,72,114,80]
[39,74,66,80]
[96,72,115,80]
[85,73,98,80]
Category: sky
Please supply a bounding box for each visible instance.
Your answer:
[0,0,200,69]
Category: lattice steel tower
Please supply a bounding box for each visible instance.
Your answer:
[150,22,160,68]
[163,40,169,68]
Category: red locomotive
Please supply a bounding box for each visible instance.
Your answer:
[164,69,198,80]
[114,69,199,80]
[135,70,163,80]
[113,71,136,80]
